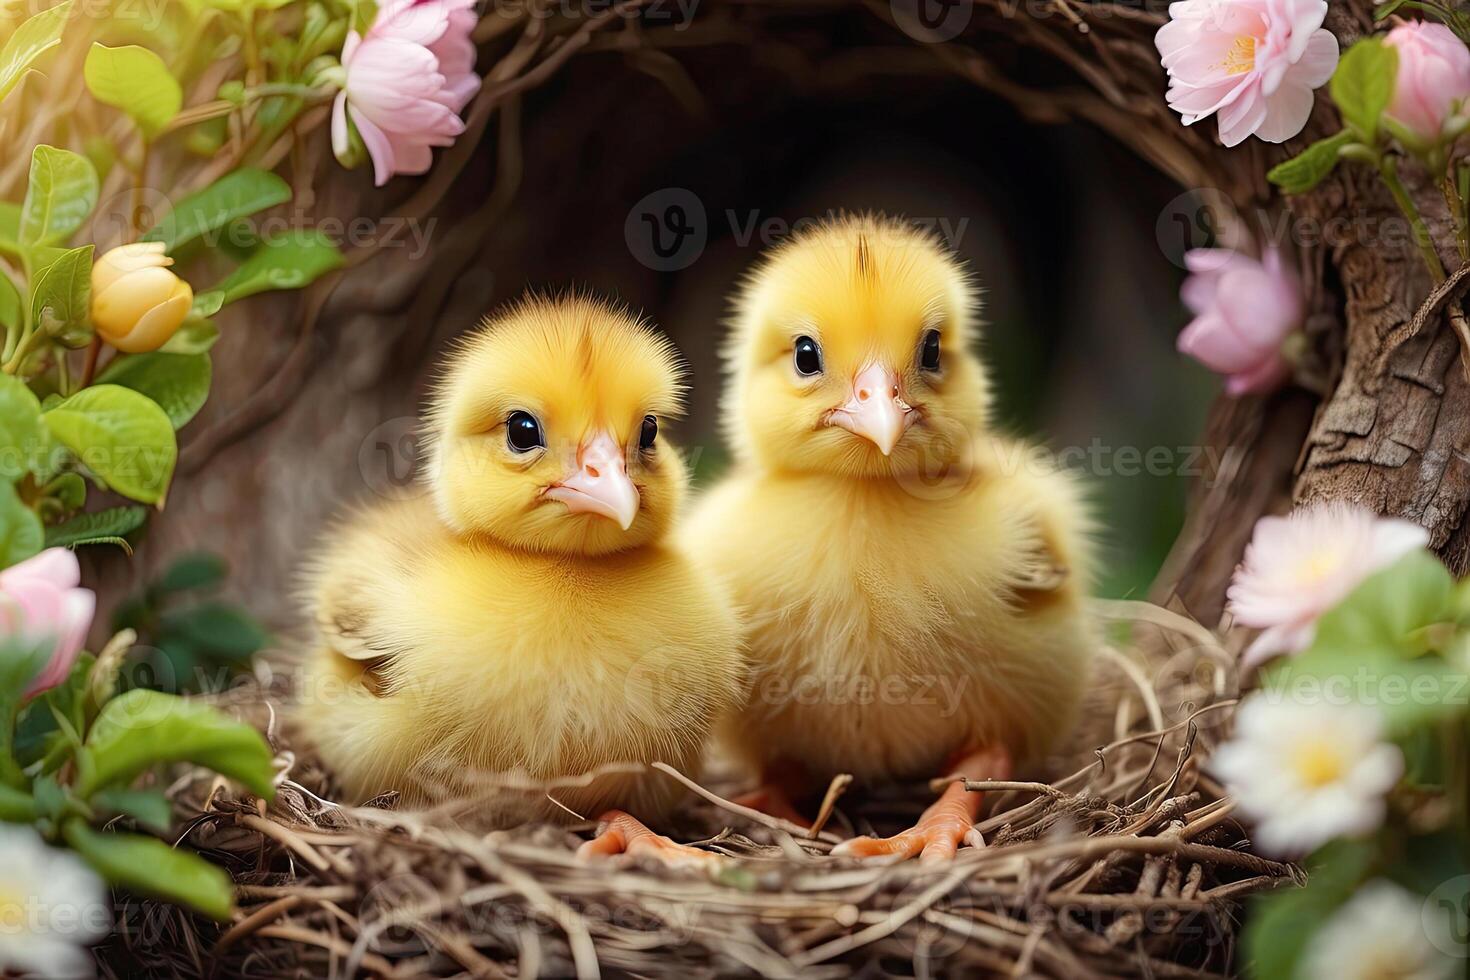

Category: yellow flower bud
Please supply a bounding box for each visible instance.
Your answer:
[90,242,194,353]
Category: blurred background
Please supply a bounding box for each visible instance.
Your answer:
[89,30,1217,641]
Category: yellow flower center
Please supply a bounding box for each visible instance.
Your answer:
[0,885,28,933]
[1295,550,1341,585]
[1221,35,1257,75]
[1293,740,1346,788]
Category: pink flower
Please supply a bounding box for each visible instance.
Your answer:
[331,0,481,187]
[1156,0,1340,147]
[1177,247,1304,395]
[1384,21,1470,146]
[1227,501,1429,667]
[0,549,95,699]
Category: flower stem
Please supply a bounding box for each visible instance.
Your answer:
[1380,155,1447,284]
[1444,176,1470,263]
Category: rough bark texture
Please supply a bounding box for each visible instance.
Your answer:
[85,0,1470,640]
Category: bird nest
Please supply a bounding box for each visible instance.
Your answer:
[94,602,1292,979]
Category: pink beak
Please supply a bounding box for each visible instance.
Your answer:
[543,430,640,530]
[827,363,914,456]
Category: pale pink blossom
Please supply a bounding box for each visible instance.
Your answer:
[1156,0,1339,146]
[1227,501,1429,667]
[0,549,95,700]
[332,0,481,187]
[1177,247,1303,395]
[1384,21,1470,146]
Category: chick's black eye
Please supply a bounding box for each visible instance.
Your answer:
[793,335,823,377]
[919,329,942,372]
[506,411,544,453]
[639,415,658,451]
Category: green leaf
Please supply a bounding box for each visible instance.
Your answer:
[83,44,181,141]
[0,203,20,255]
[0,269,20,330]
[0,481,43,569]
[1331,39,1399,145]
[0,1,74,103]
[152,552,226,594]
[42,472,86,512]
[43,385,177,506]
[141,169,291,253]
[75,688,274,799]
[19,145,99,248]
[44,506,148,549]
[90,787,172,833]
[28,244,93,345]
[0,638,53,787]
[160,318,219,354]
[97,352,211,429]
[1373,0,1411,20]
[0,374,44,482]
[1311,551,1453,658]
[1242,839,1376,980]
[1268,131,1355,194]
[204,228,343,307]
[62,820,234,921]
[161,602,269,660]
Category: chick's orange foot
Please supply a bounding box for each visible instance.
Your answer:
[832,746,1011,865]
[577,810,724,870]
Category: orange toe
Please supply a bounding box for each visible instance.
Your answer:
[732,785,812,829]
[577,810,723,869]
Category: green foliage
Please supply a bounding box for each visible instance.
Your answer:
[75,689,275,799]
[83,44,182,141]
[2,639,275,920]
[1331,39,1399,146]
[1268,131,1355,194]
[0,374,44,482]
[0,1,74,103]
[142,169,292,253]
[62,820,234,921]
[28,245,93,347]
[1243,840,1378,979]
[18,146,98,248]
[0,481,43,568]
[97,352,212,429]
[202,228,344,306]
[42,385,177,505]
[43,505,147,550]
[113,552,269,694]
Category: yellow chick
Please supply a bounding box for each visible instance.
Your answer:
[296,294,743,865]
[684,214,1097,862]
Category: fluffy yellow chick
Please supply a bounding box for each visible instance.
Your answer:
[296,294,743,864]
[684,215,1096,862]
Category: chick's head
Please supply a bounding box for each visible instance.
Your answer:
[724,214,987,480]
[428,295,687,555]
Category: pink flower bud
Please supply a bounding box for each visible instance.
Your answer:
[1385,21,1470,146]
[1176,247,1304,395]
[331,0,482,187]
[0,549,95,700]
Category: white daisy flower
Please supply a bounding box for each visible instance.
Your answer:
[1302,880,1457,980]
[1227,501,1428,667]
[1211,694,1403,855]
[0,825,109,978]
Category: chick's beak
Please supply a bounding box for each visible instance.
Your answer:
[544,430,640,530]
[827,363,914,456]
